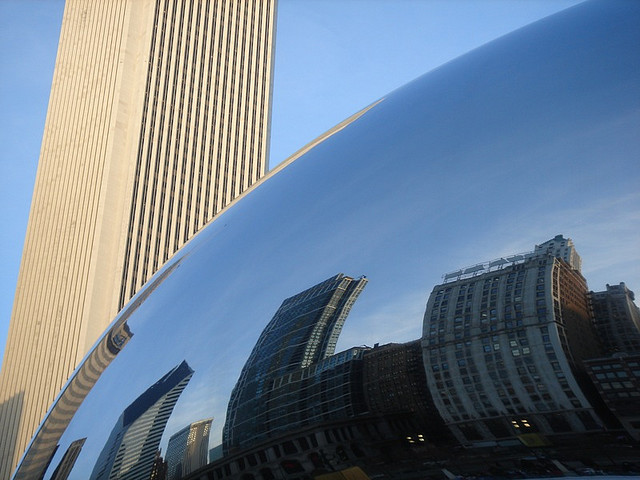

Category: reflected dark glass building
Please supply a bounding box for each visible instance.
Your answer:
[223,274,367,453]
[590,282,640,355]
[422,236,604,445]
[263,346,369,438]
[90,361,194,480]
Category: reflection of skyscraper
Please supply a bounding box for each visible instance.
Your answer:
[90,361,194,480]
[0,1,276,476]
[165,418,212,480]
[422,236,603,445]
[264,346,370,438]
[584,282,640,441]
[362,341,449,442]
[49,438,86,480]
[590,282,640,355]
[223,274,368,453]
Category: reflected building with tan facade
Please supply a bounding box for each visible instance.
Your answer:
[166,418,213,480]
[0,1,276,477]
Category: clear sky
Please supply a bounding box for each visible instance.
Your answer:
[0,0,592,365]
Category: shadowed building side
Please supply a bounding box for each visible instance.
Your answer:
[590,283,640,355]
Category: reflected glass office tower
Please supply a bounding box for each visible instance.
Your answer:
[48,438,86,480]
[422,236,603,445]
[223,274,368,453]
[165,418,213,480]
[90,360,194,480]
[0,1,276,476]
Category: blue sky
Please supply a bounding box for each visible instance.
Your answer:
[0,0,594,364]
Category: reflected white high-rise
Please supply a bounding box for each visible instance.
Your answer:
[421,236,603,445]
[90,361,194,480]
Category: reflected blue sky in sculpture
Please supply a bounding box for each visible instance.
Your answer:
[19,1,640,478]
[0,1,589,359]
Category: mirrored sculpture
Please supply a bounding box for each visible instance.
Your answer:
[13,1,640,479]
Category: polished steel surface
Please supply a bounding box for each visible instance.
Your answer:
[15,1,640,478]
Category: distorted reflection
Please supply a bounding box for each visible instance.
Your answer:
[223,274,368,453]
[48,438,86,480]
[14,1,640,479]
[15,259,182,480]
[91,361,194,480]
[165,419,213,480]
[13,322,134,480]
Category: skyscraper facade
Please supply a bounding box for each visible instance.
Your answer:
[223,273,368,453]
[0,1,276,477]
[165,418,213,480]
[421,236,604,445]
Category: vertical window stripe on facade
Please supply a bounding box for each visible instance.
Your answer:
[421,237,603,445]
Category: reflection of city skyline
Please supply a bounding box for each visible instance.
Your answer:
[191,236,640,478]
[223,273,368,454]
[15,236,640,479]
[90,360,194,480]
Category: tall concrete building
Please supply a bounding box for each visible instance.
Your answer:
[0,1,276,477]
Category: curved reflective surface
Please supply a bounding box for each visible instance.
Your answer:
[16,1,640,479]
